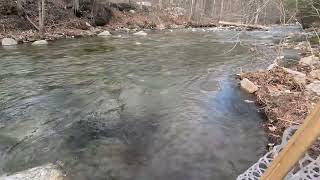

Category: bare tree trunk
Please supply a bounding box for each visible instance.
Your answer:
[38,0,42,31]
[42,0,45,27]
[159,0,162,9]
[254,1,261,24]
[219,0,224,21]
[199,0,205,22]
[279,0,286,24]
[17,0,24,16]
[211,0,216,17]
[189,0,195,21]
[38,0,45,35]
[264,6,267,25]
[73,0,80,15]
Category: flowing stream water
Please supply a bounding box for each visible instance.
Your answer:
[0,28,297,179]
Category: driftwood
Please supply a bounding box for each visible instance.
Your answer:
[218,21,269,30]
[187,22,217,28]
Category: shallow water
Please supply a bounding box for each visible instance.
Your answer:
[0,29,283,179]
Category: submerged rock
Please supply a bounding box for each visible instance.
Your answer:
[240,78,258,93]
[133,31,147,36]
[98,31,111,36]
[32,40,48,45]
[0,164,64,180]
[1,38,17,46]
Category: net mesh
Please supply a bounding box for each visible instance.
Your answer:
[237,126,320,180]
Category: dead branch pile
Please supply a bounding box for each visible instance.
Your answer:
[240,65,320,153]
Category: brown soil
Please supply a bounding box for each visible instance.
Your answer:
[0,0,216,43]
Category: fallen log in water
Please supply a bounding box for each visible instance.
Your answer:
[218,21,269,31]
[186,22,217,28]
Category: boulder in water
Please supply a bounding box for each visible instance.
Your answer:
[240,78,258,93]
[32,40,48,45]
[129,9,135,14]
[0,163,65,180]
[1,38,17,46]
[98,31,111,36]
[133,31,147,36]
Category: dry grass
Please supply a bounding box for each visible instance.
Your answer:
[240,66,320,152]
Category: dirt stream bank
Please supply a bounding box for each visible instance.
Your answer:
[239,35,320,154]
[0,0,218,43]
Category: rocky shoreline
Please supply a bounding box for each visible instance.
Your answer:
[238,31,320,153]
[0,2,220,46]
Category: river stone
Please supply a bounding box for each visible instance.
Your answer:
[133,31,147,36]
[310,70,320,80]
[240,78,258,93]
[98,31,111,36]
[136,1,152,7]
[306,81,320,95]
[282,67,306,85]
[299,55,320,66]
[0,164,64,180]
[267,63,277,70]
[200,80,220,92]
[282,67,306,77]
[156,24,166,30]
[32,40,48,45]
[1,38,17,46]
[85,22,92,27]
[294,75,306,85]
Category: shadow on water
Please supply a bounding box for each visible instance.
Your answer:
[0,28,299,179]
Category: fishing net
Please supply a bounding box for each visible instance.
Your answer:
[237,126,320,180]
